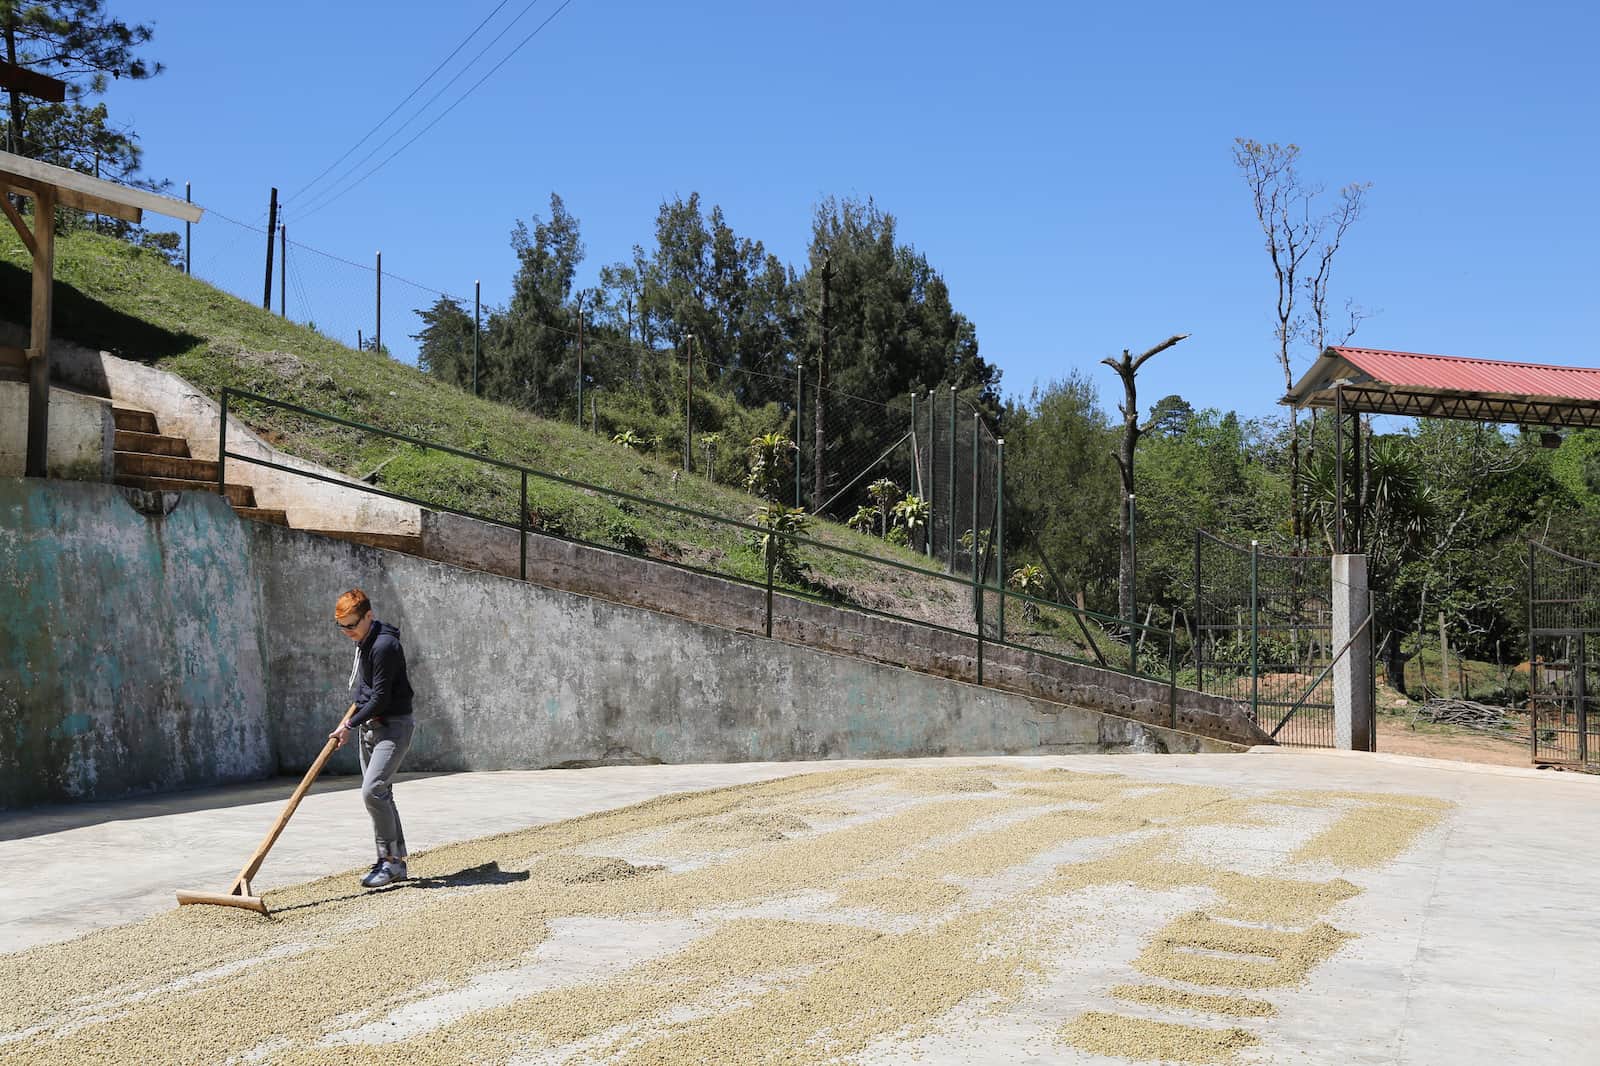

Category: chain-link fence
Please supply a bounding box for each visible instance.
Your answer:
[911,389,1001,579]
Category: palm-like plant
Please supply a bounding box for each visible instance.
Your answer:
[1010,563,1046,622]
[745,432,796,501]
[893,493,931,550]
[611,429,645,450]
[748,502,810,582]
[867,478,901,538]
[847,505,877,534]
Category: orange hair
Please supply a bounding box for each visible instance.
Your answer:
[334,588,371,621]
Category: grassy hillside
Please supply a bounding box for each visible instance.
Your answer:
[5,228,1067,638]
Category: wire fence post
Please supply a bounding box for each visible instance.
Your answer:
[794,363,803,509]
[1250,539,1260,723]
[217,389,228,495]
[976,573,986,685]
[278,222,286,318]
[472,280,480,396]
[184,181,191,275]
[924,389,934,558]
[576,294,584,427]
[684,333,694,474]
[1193,529,1205,692]
[948,385,957,572]
[1127,492,1137,670]
[519,470,528,581]
[374,250,382,354]
[997,436,1006,643]
[971,411,980,619]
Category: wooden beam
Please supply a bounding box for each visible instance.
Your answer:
[2,175,141,223]
[0,149,201,222]
[0,191,34,254]
[24,185,54,478]
[0,60,66,103]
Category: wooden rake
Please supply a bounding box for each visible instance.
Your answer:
[176,703,356,914]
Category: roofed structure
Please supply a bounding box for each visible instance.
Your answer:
[1284,346,1600,429]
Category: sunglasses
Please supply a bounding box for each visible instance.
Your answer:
[336,613,368,630]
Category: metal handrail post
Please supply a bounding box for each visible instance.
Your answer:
[519,470,528,581]
[217,390,228,495]
[765,549,776,638]
[976,580,985,686]
[1169,621,1178,729]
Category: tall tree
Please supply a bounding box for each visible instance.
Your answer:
[0,1,161,176]
[487,193,584,416]
[1233,138,1367,548]
[413,296,476,391]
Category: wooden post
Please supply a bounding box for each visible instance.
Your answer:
[24,186,55,478]
[184,181,192,274]
[262,187,277,309]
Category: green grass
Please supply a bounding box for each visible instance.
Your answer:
[4,228,1076,641]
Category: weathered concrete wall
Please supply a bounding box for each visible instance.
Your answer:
[2,481,1239,807]
[21,329,420,534]
[0,382,113,480]
[423,510,1267,747]
[255,524,1238,775]
[0,480,274,808]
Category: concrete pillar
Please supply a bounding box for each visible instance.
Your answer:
[1332,553,1374,751]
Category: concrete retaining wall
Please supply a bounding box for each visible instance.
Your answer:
[0,382,113,481]
[423,510,1266,747]
[0,481,274,808]
[1,480,1239,807]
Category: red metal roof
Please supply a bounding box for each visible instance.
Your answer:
[1330,346,1600,402]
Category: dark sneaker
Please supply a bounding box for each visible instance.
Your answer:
[365,859,408,888]
[359,859,386,888]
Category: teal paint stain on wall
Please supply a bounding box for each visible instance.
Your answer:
[49,713,93,739]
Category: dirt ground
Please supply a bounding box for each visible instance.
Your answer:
[1374,717,1532,768]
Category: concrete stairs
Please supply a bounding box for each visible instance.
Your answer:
[111,407,289,526]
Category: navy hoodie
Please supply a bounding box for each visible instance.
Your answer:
[348,619,415,728]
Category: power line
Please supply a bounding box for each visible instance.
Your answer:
[296,0,577,222]
[285,0,515,208]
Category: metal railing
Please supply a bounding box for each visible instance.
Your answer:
[217,387,1184,723]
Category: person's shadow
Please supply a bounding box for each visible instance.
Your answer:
[268,860,528,915]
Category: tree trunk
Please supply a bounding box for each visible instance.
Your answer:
[4,23,23,156]
[1382,637,1413,697]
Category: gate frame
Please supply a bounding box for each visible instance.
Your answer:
[1528,541,1598,769]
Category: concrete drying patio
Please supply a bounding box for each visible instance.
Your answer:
[1,751,1596,1065]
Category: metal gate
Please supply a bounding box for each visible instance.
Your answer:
[1529,542,1600,770]
[1194,532,1336,747]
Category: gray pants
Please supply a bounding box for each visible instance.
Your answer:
[358,716,414,860]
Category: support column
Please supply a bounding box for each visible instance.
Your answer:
[1333,553,1374,751]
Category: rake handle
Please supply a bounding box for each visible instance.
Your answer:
[229,703,357,894]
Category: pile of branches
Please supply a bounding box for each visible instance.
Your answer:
[1416,697,1522,736]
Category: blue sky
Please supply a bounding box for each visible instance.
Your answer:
[103,0,1599,423]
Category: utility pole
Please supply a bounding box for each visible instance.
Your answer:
[576,293,585,427]
[812,256,831,509]
[472,280,480,396]
[262,187,278,309]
